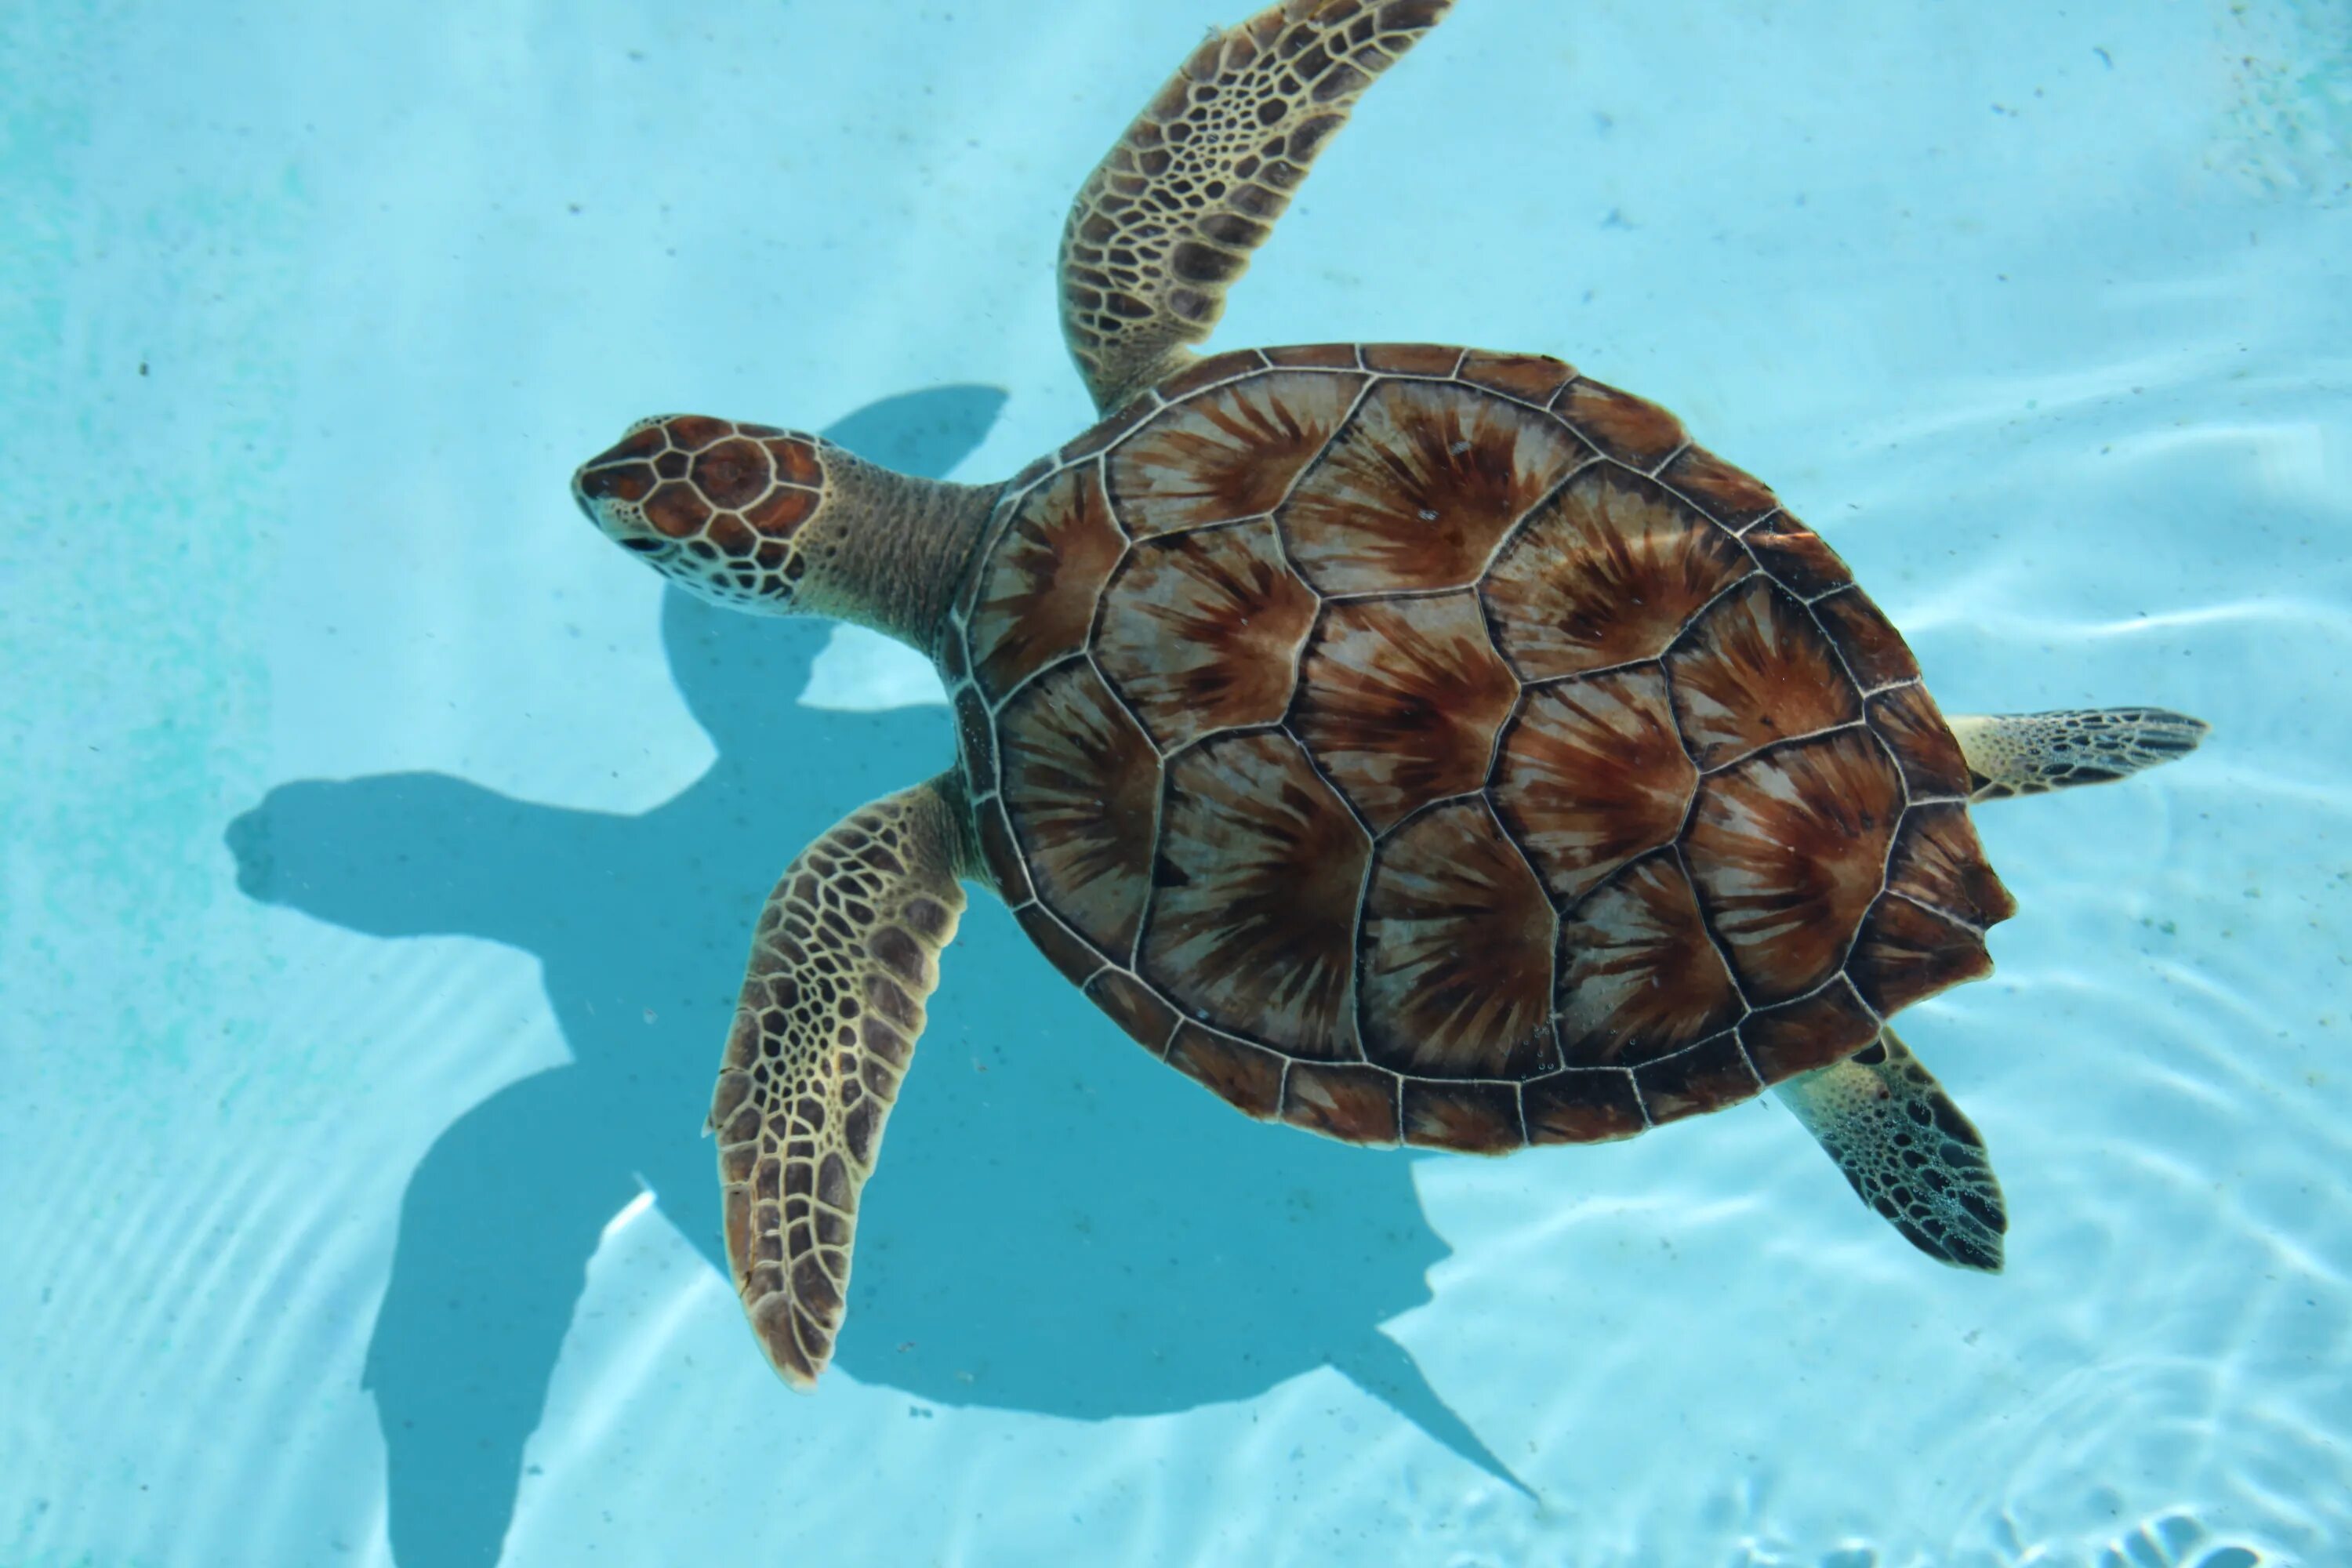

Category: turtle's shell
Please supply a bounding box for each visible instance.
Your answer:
[944,344,2016,1152]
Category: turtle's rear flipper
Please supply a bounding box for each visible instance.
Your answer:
[711,775,971,1388]
[1946,707,2209,803]
[1772,1030,2007,1272]
[1058,0,1458,411]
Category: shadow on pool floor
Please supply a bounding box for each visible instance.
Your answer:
[224,385,1522,1568]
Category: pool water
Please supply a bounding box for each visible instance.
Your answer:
[5,1,2348,1564]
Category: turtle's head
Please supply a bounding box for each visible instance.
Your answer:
[572,415,830,612]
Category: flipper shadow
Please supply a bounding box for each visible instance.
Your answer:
[224,386,1519,1568]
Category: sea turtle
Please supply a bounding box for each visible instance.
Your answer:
[572,0,2208,1388]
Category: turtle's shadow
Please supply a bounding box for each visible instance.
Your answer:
[224,387,1517,1568]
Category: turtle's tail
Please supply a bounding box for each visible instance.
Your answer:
[1330,1330,1537,1501]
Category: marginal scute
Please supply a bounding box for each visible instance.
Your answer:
[1166,1023,1286,1119]
[968,463,1127,699]
[1262,343,1360,369]
[1144,731,1369,1057]
[999,661,1160,959]
[1492,666,1697,904]
[1085,968,1178,1054]
[1015,901,1103,989]
[1867,684,1973,800]
[1555,855,1744,1066]
[1280,378,1586,593]
[1523,1068,1647,1144]
[1361,343,1464,376]
[1457,349,1577,404]
[1658,443,1780,532]
[1633,1032,1764,1126]
[1886,803,2018,929]
[1811,587,1921,690]
[1109,369,1364,535]
[1550,377,1686,471]
[1151,347,1271,400]
[1401,1080,1526,1153]
[1686,728,1905,1004]
[1738,977,1879,1083]
[1094,519,1318,749]
[1742,514,1853,599]
[1291,591,1519,833]
[1361,799,1556,1080]
[1847,891,1994,1016]
[1483,466,1751,681]
[1663,575,1861,770]
[1281,1061,1402,1145]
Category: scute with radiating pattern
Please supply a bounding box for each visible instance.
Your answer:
[949,344,2013,1156]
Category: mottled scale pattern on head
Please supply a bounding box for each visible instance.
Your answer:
[949,347,2013,1155]
[574,414,826,606]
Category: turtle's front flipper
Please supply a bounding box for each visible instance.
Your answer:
[1946,707,2209,802]
[1773,1031,2007,1273]
[713,775,972,1387]
[1058,0,1457,411]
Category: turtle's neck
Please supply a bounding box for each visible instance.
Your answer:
[791,445,1001,659]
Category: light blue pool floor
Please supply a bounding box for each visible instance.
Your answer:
[5,2,2349,1564]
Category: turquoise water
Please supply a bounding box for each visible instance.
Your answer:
[5,1,2348,1563]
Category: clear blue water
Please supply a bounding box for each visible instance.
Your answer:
[5,2,2348,1564]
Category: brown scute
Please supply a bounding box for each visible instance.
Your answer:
[1658,444,1781,532]
[741,485,817,539]
[1014,901,1105,988]
[1847,891,1994,1016]
[1492,666,1697,904]
[1262,343,1362,369]
[1109,370,1363,535]
[1633,1033,1764,1125]
[1144,731,1369,1057]
[1361,343,1464,376]
[1738,977,1880,1083]
[1686,728,1905,1004]
[1057,394,1158,463]
[999,662,1160,959]
[1886,804,2016,928]
[1866,684,1974,800]
[1811,588,1921,690]
[1663,576,1861,770]
[602,423,666,462]
[1523,1068,1646,1144]
[666,414,733,452]
[1555,855,1744,1065]
[1742,515,1853,599]
[577,461,655,504]
[765,437,823,487]
[1151,347,1271,400]
[689,437,773,509]
[1401,1080,1526,1153]
[1360,800,1557,1080]
[968,464,1127,700]
[1551,378,1687,471]
[1166,1024,1287,1119]
[1094,520,1318,750]
[1084,967,1179,1054]
[644,481,713,539]
[1482,466,1752,681]
[1280,378,1587,593]
[1290,591,1519,833]
[706,513,756,557]
[1280,1062,1403,1145]
[1458,350,1577,404]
